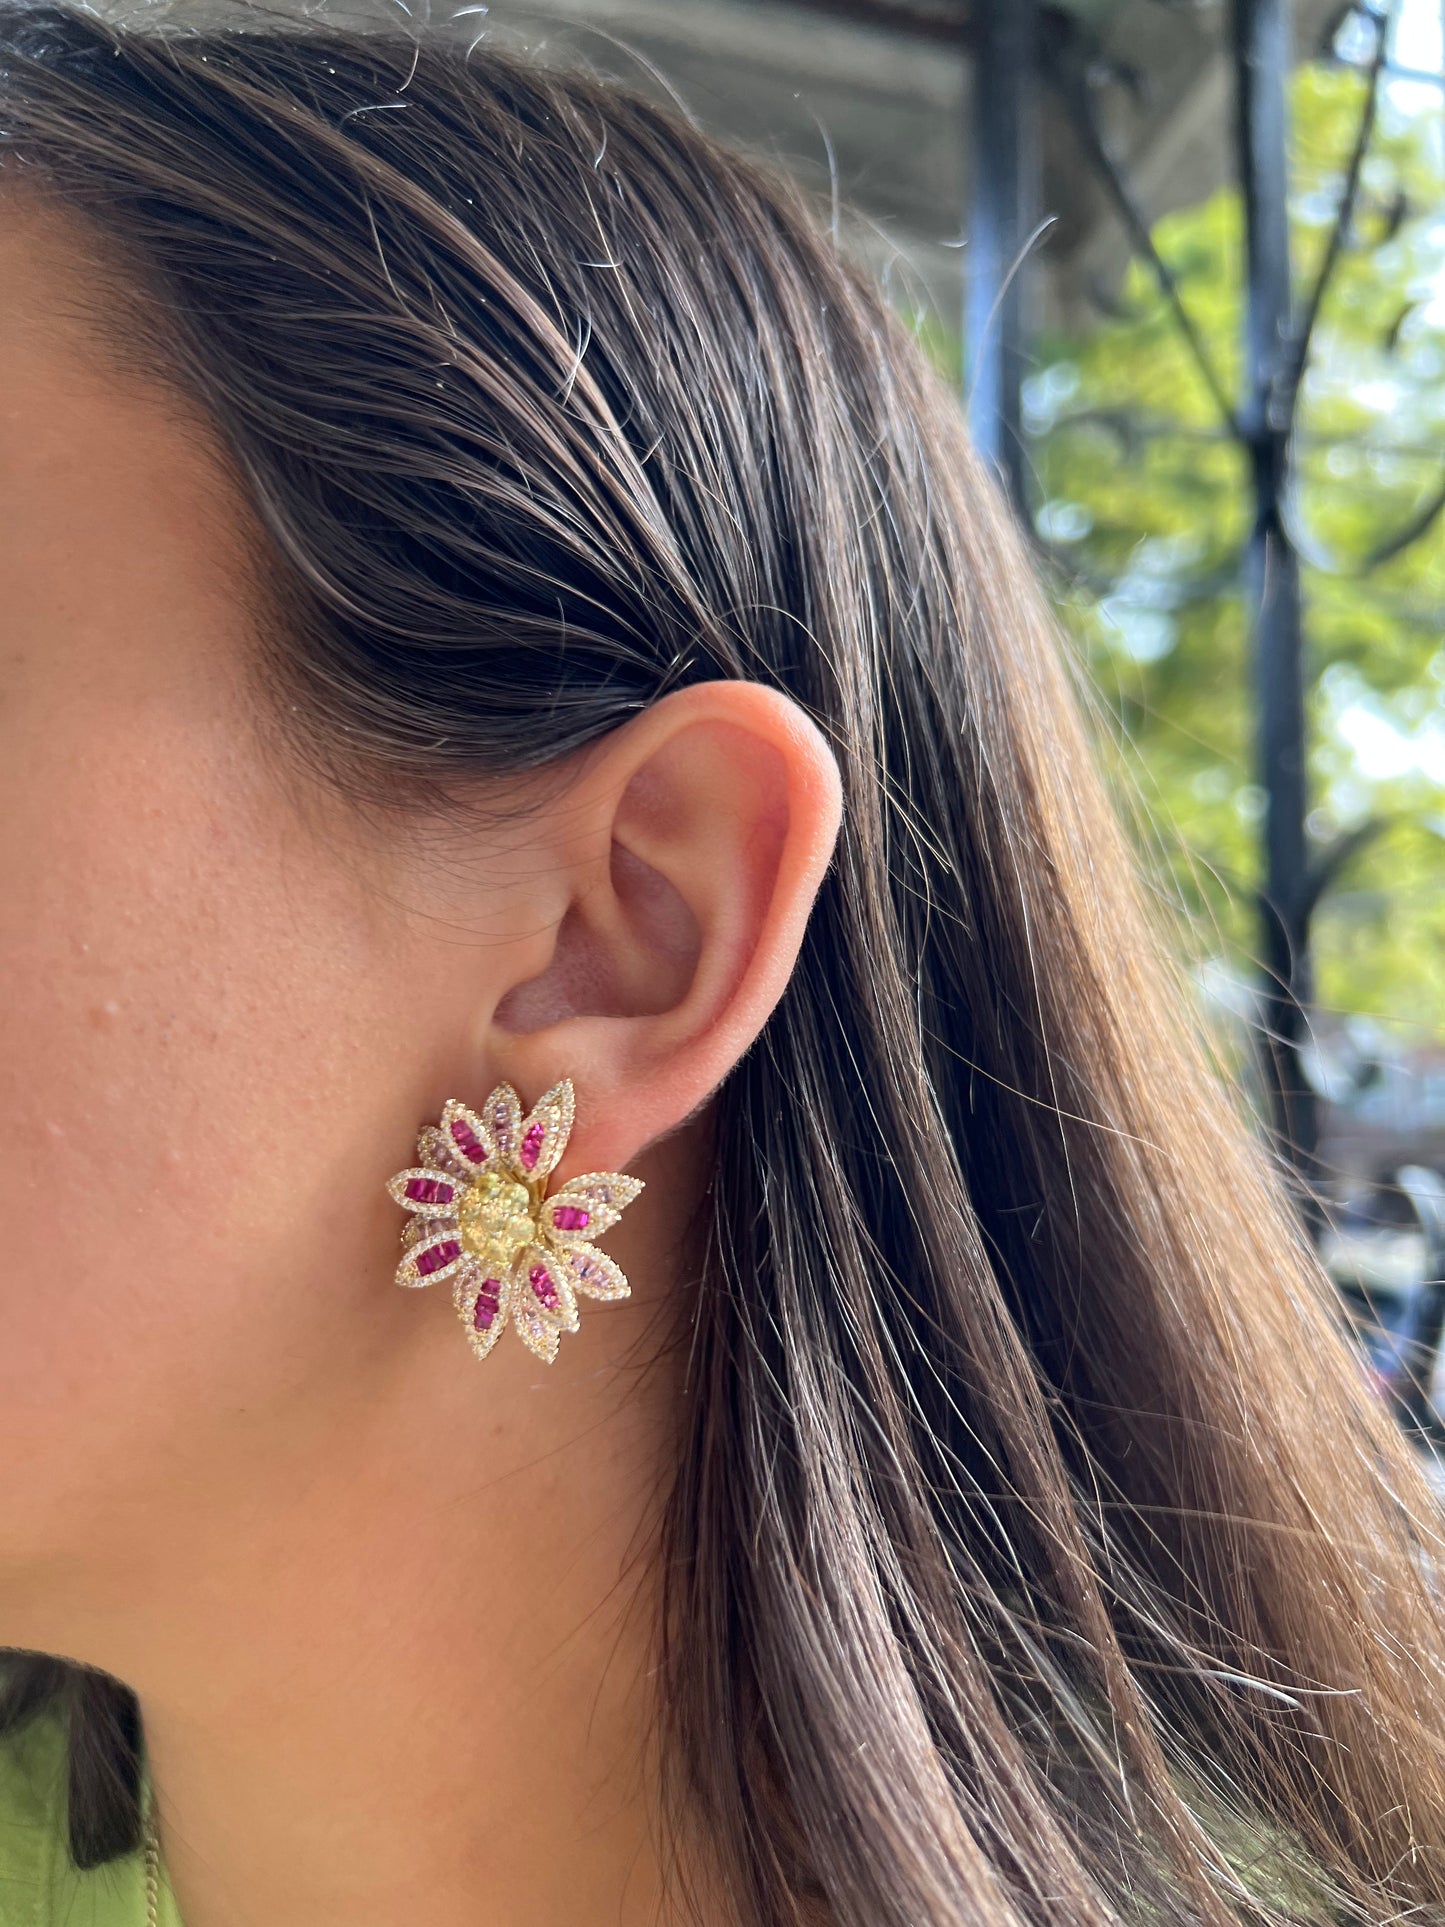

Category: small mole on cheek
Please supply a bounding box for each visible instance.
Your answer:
[88,999,123,1029]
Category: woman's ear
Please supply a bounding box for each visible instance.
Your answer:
[487,681,843,1173]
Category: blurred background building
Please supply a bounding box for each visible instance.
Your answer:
[441,0,1335,323]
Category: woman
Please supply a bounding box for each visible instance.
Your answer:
[0,7,1442,1924]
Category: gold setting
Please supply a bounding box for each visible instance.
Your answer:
[385,1078,643,1364]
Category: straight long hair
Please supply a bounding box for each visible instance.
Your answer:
[3,9,1445,1923]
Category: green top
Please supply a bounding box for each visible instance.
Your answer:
[0,1707,182,1927]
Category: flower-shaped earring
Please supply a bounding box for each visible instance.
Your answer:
[385,1079,643,1364]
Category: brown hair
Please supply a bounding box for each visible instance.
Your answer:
[3,8,1444,1922]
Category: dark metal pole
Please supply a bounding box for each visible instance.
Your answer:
[1393,1165,1445,1436]
[966,0,1038,516]
[1232,0,1322,1221]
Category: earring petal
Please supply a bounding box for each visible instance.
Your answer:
[480,1085,523,1169]
[454,1259,512,1363]
[517,1244,580,1333]
[416,1124,469,1178]
[562,1242,631,1302]
[385,1168,464,1216]
[541,1172,644,1244]
[515,1079,575,1182]
[438,1100,495,1173]
[513,1294,562,1363]
[395,1225,468,1288]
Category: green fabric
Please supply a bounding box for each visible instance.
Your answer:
[0,1706,181,1926]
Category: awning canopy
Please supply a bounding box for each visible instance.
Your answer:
[466,0,1344,324]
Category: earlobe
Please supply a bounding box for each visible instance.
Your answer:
[488,681,842,1173]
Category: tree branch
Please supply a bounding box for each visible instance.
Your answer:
[1047,51,1245,443]
[1301,814,1392,923]
[1281,0,1396,427]
[1359,473,1445,571]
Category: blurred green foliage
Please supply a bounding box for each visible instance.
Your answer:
[1000,56,1445,1037]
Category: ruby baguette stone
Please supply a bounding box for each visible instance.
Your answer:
[551,1204,590,1231]
[473,1278,503,1330]
[450,1118,488,1163]
[529,1262,560,1310]
[404,1176,455,1206]
[416,1238,462,1277]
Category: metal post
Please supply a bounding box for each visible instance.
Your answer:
[965,0,1037,516]
[1395,1166,1445,1436]
[1232,0,1321,1222]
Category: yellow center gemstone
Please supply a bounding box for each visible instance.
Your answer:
[458,1171,536,1276]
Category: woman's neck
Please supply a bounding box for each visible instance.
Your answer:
[141,1343,672,1927]
[19,1130,709,1927]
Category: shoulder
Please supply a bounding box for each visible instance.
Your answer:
[0,1703,159,1926]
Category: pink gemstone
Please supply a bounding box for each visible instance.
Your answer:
[415,1239,461,1277]
[450,1119,488,1163]
[473,1279,502,1330]
[529,1262,559,1309]
[519,1122,546,1171]
[405,1177,454,1205]
[551,1204,590,1231]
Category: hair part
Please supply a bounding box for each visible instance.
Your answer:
[3,9,1445,1923]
